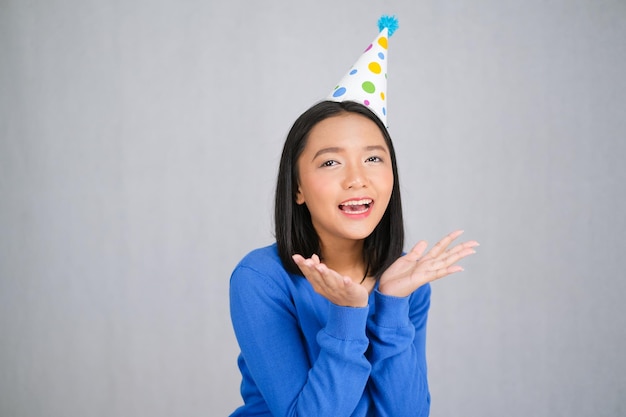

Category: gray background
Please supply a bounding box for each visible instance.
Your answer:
[1,0,625,416]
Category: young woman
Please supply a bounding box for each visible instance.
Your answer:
[229,100,479,416]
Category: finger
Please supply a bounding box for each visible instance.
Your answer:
[292,254,324,282]
[405,240,428,261]
[314,262,349,289]
[441,240,480,258]
[314,262,333,280]
[430,247,477,270]
[428,229,464,258]
[293,253,322,269]
[425,264,464,282]
[292,254,313,273]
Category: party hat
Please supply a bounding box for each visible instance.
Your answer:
[327,15,399,127]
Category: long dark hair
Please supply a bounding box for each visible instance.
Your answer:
[275,100,404,279]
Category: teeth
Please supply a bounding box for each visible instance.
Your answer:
[345,207,368,214]
[341,199,372,206]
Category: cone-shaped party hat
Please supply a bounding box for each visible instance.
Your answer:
[327,15,399,127]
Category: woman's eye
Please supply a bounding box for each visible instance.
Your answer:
[365,156,382,163]
[320,160,338,167]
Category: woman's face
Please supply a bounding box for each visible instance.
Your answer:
[295,112,394,247]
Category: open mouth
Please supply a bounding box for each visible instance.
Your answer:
[338,198,373,215]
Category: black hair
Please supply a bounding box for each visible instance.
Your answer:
[274,100,404,280]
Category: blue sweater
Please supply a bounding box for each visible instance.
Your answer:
[229,244,431,417]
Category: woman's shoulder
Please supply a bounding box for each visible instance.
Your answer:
[231,243,293,284]
[230,243,300,306]
[235,243,282,270]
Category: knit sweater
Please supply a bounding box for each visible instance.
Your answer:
[229,243,431,417]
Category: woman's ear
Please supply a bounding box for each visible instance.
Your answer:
[295,187,305,205]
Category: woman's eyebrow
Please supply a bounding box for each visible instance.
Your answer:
[364,145,388,153]
[311,145,388,161]
[312,147,343,161]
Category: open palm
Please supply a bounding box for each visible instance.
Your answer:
[378,230,479,298]
[292,254,370,307]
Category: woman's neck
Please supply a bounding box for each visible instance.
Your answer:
[319,239,367,282]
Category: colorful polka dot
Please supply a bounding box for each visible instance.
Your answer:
[349,69,358,75]
[332,87,347,98]
[364,100,370,106]
[361,81,375,94]
[368,62,382,74]
[378,37,388,49]
[364,44,373,52]
[378,52,385,60]
[380,92,385,101]
[382,107,386,116]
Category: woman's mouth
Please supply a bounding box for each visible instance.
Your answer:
[338,198,373,215]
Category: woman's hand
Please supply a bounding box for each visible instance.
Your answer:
[292,254,370,308]
[378,230,479,298]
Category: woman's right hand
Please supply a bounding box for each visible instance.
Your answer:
[292,254,370,308]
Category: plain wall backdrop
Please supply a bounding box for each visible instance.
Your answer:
[1,0,625,416]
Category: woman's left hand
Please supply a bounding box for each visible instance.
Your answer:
[378,230,479,298]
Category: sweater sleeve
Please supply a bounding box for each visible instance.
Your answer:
[366,284,431,417]
[230,263,372,417]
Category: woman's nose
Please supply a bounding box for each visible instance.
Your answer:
[343,166,366,189]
